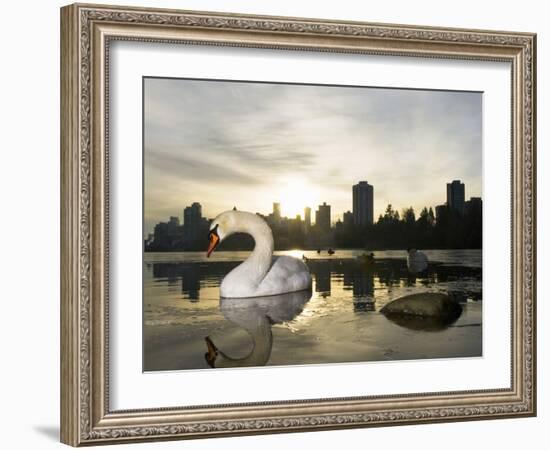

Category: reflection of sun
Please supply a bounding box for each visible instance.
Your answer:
[277,177,320,218]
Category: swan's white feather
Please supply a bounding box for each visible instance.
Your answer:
[220,255,312,298]
[212,210,312,298]
[254,256,312,297]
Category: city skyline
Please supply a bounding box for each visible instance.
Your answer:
[144,78,482,236]
[147,178,482,246]
[144,180,482,238]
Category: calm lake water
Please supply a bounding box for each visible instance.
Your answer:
[143,249,482,371]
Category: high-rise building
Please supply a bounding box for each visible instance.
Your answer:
[153,216,183,250]
[273,202,281,224]
[343,210,354,226]
[352,181,374,226]
[465,197,482,216]
[435,204,447,223]
[447,180,465,215]
[304,207,311,229]
[183,202,208,244]
[315,202,331,232]
[183,203,200,224]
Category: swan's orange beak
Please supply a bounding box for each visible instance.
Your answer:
[207,232,219,258]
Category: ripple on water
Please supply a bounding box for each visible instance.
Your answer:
[143,251,482,371]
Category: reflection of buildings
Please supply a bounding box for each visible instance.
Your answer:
[341,264,375,312]
[308,261,331,297]
[307,260,378,306]
[148,256,481,320]
[152,261,237,301]
[353,181,374,225]
[352,271,374,300]
[447,180,465,215]
[181,265,201,301]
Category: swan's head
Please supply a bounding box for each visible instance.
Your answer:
[207,210,271,257]
[204,336,220,368]
[204,336,234,368]
[207,211,237,257]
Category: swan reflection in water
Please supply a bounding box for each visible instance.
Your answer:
[205,289,312,368]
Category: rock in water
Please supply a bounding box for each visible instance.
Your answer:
[380,293,462,330]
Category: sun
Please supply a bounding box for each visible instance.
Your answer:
[276,177,320,219]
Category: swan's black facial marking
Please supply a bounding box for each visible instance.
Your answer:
[208,224,219,239]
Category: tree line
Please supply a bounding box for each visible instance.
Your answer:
[335,204,482,250]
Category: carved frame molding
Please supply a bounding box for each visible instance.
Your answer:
[60,3,536,446]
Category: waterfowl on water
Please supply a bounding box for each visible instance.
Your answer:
[406,248,428,273]
[207,210,312,298]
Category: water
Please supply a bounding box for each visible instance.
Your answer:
[143,249,482,371]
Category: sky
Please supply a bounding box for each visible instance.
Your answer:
[144,77,482,236]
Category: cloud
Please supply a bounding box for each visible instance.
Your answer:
[145,148,261,186]
[144,78,482,231]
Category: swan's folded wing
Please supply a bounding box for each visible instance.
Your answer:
[255,256,312,296]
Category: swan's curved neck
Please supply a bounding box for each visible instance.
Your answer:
[233,214,274,284]
[216,315,273,368]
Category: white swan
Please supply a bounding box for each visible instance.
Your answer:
[406,248,428,273]
[207,210,312,298]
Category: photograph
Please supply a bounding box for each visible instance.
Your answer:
[56,2,537,446]
[143,77,483,371]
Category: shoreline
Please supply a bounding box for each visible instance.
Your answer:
[143,248,483,268]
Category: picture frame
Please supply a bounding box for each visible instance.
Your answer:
[60,2,536,446]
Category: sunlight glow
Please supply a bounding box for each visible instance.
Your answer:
[275,177,320,219]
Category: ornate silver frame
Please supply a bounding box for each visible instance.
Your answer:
[60,3,536,446]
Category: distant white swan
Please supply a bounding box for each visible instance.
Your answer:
[207,210,312,298]
[407,248,428,273]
